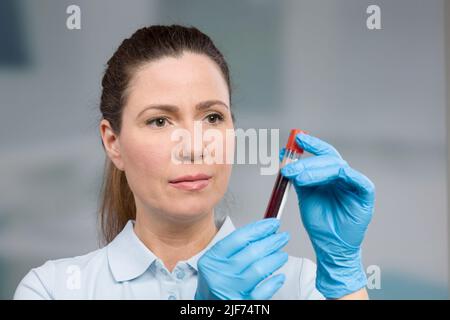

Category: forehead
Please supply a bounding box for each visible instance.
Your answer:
[125,52,230,113]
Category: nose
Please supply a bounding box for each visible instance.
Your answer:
[180,141,204,163]
[176,121,206,164]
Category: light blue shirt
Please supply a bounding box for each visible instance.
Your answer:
[14,216,324,300]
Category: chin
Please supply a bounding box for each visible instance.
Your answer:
[164,201,214,221]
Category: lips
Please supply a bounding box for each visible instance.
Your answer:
[169,174,212,191]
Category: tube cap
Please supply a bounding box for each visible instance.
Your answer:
[286,129,306,154]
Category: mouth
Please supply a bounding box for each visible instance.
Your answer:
[169,174,212,191]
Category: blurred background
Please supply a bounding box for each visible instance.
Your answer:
[0,0,448,299]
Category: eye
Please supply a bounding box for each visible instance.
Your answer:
[205,113,224,125]
[146,117,169,128]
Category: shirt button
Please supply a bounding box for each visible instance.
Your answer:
[168,295,177,300]
[176,270,185,280]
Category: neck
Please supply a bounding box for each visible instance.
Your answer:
[133,209,218,272]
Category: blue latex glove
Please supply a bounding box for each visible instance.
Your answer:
[280,133,375,299]
[195,218,290,300]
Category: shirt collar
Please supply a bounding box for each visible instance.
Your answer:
[107,216,236,282]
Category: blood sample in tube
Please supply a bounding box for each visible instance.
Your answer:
[263,129,305,219]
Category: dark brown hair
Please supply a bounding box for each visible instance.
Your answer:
[98,25,233,245]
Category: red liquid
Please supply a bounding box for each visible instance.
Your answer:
[263,172,289,219]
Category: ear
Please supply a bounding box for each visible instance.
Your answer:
[100,119,125,171]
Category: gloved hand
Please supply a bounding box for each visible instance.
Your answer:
[194,218,290,300]
[280,132,375,299]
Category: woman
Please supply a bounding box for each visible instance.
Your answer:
[14,25,375,300]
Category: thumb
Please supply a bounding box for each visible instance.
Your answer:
[278,148,286,163]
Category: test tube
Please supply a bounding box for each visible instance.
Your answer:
[263,129,305,219]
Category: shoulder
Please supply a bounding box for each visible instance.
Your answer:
[13,247,108,300]
[271,255,325,300]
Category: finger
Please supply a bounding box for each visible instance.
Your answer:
[279,147,286,163]
[340,166,376,201]
[249,274,286,300]
[209,218,280,258]
[293,164,346,187]
[231,231,290,270]
[285,160,376,201]
[281,155,347,178]
[295,133,342,159]
[240,251,289,289]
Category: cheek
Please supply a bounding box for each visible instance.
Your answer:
[220,129,234,190]
[225,130,235,161]
[213,162,233,191]
[121,133,171,181]
[212,128,234,187]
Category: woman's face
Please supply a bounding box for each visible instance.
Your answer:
[101,52,234,223]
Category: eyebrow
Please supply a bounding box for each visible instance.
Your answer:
[136,100,229,119]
